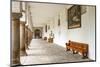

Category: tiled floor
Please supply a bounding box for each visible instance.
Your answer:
[20,39,91,65]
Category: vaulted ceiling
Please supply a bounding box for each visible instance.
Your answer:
[12,1,72,27]
[28,2,72,27]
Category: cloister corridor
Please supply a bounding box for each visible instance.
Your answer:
[11,1,96,66]
[20,38,91,65]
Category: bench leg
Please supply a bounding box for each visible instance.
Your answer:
[82,52,88,59]
[66,48,70,51]
[73,50,76,54]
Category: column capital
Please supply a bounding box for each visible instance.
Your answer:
[12,13,22,20]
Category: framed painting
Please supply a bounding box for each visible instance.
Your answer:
[58,15,60,26]
[68,5,81,29]
[45,25,47,32]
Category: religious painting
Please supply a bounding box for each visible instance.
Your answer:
[68,5,81,29]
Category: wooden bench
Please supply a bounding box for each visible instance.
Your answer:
[66,40,88,59]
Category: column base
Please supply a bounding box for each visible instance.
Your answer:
[11,63,21,67]
[12,58,21,66]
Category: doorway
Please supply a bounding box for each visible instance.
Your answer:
[34,29,42,39]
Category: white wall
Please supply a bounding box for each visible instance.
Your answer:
[43,8,68,46]
[67,6,95,60]
[26,4,33,31]
[53,8,68,47]
[43,6,95,60]
[12,1,21,12]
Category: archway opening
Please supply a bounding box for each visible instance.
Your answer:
[34,29,42,39]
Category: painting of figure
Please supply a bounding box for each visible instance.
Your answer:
[68,5,81,29]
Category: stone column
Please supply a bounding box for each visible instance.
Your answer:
[11,13,22,65]
[20,21,27,56]
[28,29,33,44]
[25,26,29,49]
[28,29,33,46]
[28,29,31,45]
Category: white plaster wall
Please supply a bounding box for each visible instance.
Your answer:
[67,6,95,60]
[43,6,95,60]
[12,1,21,12]
[86,6,95,60]
[53,8,68,47]
[26,4,33,32]
[43,8,68,47]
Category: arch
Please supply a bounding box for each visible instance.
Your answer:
[34,29,42,39]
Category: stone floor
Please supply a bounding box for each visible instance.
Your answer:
[20,39,92,65]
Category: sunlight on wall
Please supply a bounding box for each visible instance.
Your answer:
[43,6,95,60]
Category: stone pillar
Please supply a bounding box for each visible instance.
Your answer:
[28,29,31,45]
[25,26,29,49]
[11,13,22,65]
[28,29,33,46]
[20,21,27,56]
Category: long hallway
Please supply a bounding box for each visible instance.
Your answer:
[20,39,91,65]
[11,1,96,66]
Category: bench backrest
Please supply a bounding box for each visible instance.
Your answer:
[68,40,88,51]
